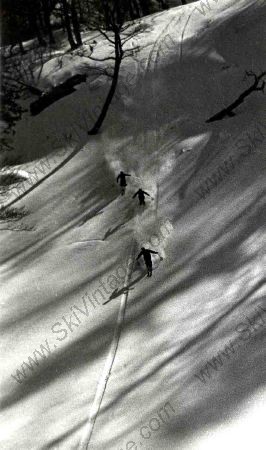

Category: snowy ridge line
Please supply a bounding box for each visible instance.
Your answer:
[78,241,136,450]
[195,302,266,385]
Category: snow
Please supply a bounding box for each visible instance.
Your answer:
[1,1,266,449]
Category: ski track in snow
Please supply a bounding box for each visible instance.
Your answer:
[179,5,196,63]
[78,241,136,449]
[145,13,179,73]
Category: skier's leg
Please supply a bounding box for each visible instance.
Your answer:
[146,264,149,277]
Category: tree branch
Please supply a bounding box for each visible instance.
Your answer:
[98,29,115,44]
[87,55,116,62]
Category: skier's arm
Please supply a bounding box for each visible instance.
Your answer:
[132,192,137,198]
[117,175,120,183]
[149,250,158,254]
[143,191,150,196]
[125,173,131,177]
[136,251,143,260]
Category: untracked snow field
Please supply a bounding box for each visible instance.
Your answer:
[1,1,266,449]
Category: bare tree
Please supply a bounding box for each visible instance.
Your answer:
[41,0,56,45]
[206,70,266,123]
[3,40,57,94]
[86,2,142,135]
[60,0,83,49]
[71,0,83,46]
[61,0,78,49]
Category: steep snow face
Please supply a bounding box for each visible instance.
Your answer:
[1,1,266,450]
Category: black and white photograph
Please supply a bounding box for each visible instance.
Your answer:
[0,0,265,448]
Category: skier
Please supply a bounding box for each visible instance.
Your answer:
[132,188,151,205]
[117,171,131,195]
[137,247,159,277]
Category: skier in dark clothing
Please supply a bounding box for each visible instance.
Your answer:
[132,188,151,205]
[137,247,159,277]
[117,171,131,195]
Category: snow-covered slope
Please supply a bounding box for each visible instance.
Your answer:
[1,1,266,449]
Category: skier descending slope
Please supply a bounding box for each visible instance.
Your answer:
[132,188,151,205]
[117,171,131,195]
[137,247,160,277]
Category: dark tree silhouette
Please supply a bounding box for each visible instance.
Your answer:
[41,0,56,44]
[70,0,83,46]
[2,0,171,54]
[1,45,54,152]
[206,71,266,123]
[61,0,78,49]
[87,2,142,135]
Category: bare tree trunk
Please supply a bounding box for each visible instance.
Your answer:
[19,41,25,54]
[61,0,77,49]
[17,29,26,54]
[36,18,47,46]
[88,29,123,135]
[71,0,82,46]
[128,1,136,19]
[29,11,47,46]
[42,0,56,44]
[38,11,46,34]
[101,0,111,29]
